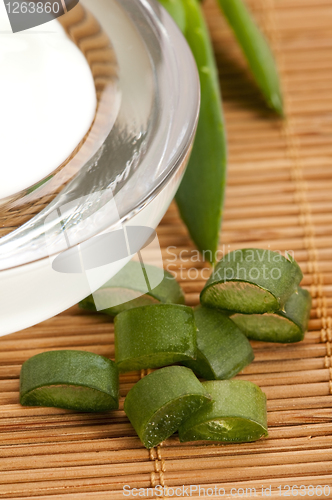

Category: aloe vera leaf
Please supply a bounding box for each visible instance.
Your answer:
[159,0,227,264]
[231,287,312,343]
[182,306,254,379]
[79,261,185,316]
[217,0,283,115]
[20,351,119,412]
[124,366,212,449]
[115,304,197,372]
[177,0,227,263]
[157,0,187,32]
[201,248,303,314]
[178,380,268,442]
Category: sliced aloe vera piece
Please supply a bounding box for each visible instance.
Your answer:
[231,287,312,343]
[178,380,267,443]
[201,249,303,314]
[115,304,197,372]
[79,261,185,316]
[124,366,212,449]
[20,351,119,412]
[182,307,254,379]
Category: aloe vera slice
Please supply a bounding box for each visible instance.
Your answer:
[79,261,185,316]
[231,287,312,343]
[182,307,254,379]
[115,304,197,372]
[124,366,212,449]
[178,380,268,443]
[201,249,303,314]
[20,351,119,412]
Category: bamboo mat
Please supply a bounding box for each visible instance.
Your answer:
[1,0,332,498]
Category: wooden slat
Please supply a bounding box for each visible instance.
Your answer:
[1,0,332,497]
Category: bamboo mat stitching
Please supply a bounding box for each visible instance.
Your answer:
[142,368,167,497]
[262,0,332,395]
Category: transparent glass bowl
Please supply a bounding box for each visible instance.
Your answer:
[0,0,200,336]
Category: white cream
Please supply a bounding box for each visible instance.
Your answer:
[0,4,97,200]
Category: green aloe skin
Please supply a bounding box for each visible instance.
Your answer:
[79,261,185,317]
[217,0,283,115]
[158,0,187,31]
[182,306,254,379]
[124,366,212,449]
[158,0,227,264]
[178,380,268,443]
[231,287,312,343]
[158,0,283,260]
[201,248,303,314]
[20,351,119,412]
[114,304,197,372]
